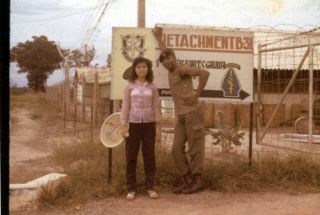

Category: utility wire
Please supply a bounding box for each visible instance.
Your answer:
[12,2,110,24]
[81,0,113,48]
[75,0,104,46]
[76,0,107,47]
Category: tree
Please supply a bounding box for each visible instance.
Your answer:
[63,45,96,67]
[10,36,63,92]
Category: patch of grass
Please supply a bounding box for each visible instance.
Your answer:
[11,92,45,104]
[203,154,257,192]
[10,92,58,123]
[255,153,320,191]
[44,137,320,210]
[10,102,26,110]
[29,113,43,120]
[50,138,127,204]
[10,86,29,95]
[203,152,320,193]
[37,178,73,210]
[44,114,63,126]
[10,92,46,112]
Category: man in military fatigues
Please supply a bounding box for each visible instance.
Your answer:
[154,28,210,194]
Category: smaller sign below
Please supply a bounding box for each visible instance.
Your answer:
[158,89,250,100]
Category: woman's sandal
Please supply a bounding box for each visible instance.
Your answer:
[126,192,136,200]
[147,190,160,199]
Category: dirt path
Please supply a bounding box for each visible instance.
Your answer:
[9,103,320,214]
[10,108,62,183]
[9,106,64,211]
[12,191,320,215]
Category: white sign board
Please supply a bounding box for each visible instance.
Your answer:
[111,27,157,100]
[111,27,254,102]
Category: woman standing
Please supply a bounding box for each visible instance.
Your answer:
[120,56,161,200]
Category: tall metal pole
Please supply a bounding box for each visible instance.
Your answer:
[74,83,78,137]
[256,44,262,145]
[65,63,70,127]
[107,102,113,184]
[56,44,69,128]
[249,102,253,167]
[308,46,314,150]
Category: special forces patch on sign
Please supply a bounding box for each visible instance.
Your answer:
[121,34,146,62]
[221,63,242,98]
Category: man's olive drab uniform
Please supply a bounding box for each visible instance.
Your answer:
[168,67,205,176]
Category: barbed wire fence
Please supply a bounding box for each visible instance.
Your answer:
[255,26,320,155]
[44,25,320,157]
[159,25,320,158]
[45,67,111,142]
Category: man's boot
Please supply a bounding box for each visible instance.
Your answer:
[172,174,192,194]
[181,175,203,194]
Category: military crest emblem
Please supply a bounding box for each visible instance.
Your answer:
[221,63,242,98]
[121,34,146,62]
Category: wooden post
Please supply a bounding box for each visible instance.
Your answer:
[308,46,314,150]
[55,86,58,115]
[108,101,114,184]
[108,147,112,183]
[56,86,59,115]
[249,103,253,167]
[256,44,262,145]
[94,71,98,127]
[90,105,94,143]
[65,64,70,115]
[63,81,67,129]
[82,75,86,122]
[74,85,78,137]
[137,0,145,27]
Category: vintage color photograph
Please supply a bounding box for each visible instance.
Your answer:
[9,0,320,214]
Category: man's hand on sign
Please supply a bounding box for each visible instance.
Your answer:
[152,27,162,39]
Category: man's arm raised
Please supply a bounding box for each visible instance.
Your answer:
[152,27,166,51]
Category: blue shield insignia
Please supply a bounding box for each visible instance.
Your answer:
[221,66,241,98]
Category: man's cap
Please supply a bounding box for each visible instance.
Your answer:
[159,48,175,63]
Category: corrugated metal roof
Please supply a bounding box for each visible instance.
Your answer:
[76,67,111,84]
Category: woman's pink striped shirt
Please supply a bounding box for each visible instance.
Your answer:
[121,80,161,125]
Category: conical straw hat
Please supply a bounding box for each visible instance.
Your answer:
[100,112,124,148]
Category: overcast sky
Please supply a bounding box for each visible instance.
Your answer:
[10,0,320,86]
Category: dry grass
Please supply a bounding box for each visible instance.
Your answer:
[10,92,62,125]
[203,152,320,193]
[10,86,29,95]
[10,92,46,111]
[50,139,127,204]
[36,178,73,210]
[38,136,320,210]
[29,113,43,120]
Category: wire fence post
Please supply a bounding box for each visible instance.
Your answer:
[74,85,78,137]
[90,105,94,143]
[249,102,253,167]
[82,75,86,122]
[108,100,114,184]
